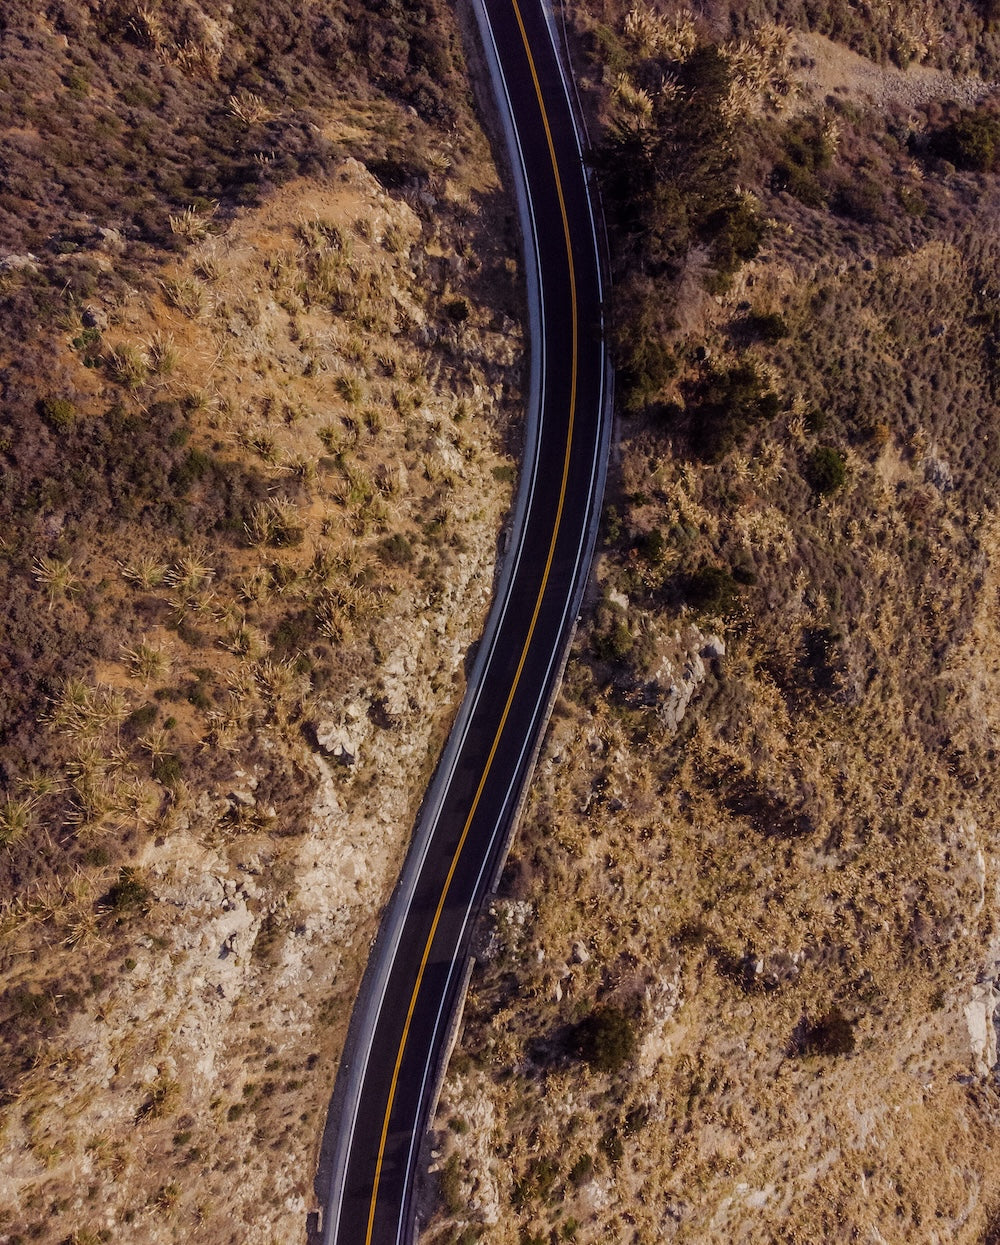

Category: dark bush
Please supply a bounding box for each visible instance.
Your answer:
[807,445,847,495]
[687,362,780,461]
[795,1007,856,1056]
[122,702,158,737]
[744,311,789,342]
[571,1005,637,1073]
[379,532,414,565]
[930,107,1000,172]
[683,564,741,614]
[100,866,151,915]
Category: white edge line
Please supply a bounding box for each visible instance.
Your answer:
[395,0,616,1235]
[321,0,551,1236]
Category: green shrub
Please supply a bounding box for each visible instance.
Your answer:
[169,447,212,495]
[101,867,151,916]
[571,1005,637,1073]
[931,107,1000,172]
[379,532,414,565]
[807,445,847,495]
[152,753,183,786]
[123,702,159,737]
[592,614,633,662]
[39,397,76,431]
[683,564,740,614]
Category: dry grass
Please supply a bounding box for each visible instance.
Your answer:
[423,17,1000,1245]
[0,89,523,1245]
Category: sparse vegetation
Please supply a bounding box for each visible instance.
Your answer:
[0,1,524,1240]
[425,6,1000,1245]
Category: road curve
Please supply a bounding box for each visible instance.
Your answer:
[316,0,609,1240]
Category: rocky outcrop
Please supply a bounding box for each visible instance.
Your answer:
[645,625,725,732]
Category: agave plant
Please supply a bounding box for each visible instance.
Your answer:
[0,796,36,848]
[32,555,78,608]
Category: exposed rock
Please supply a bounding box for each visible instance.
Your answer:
[924,453,954,492]
[0,252,39,273]
[965,979,1000,1076]
[81,304,108,330]
[645,625,721,732]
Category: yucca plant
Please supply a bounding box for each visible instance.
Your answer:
[32,555,77,608]
[122,639,169,685]
[164,553,215,594]
[228,90,274,124]
[145,330,177,376]
[244,498,304,547]
[105,344,149,390]
[119,555,169,589]
[161,276,205,318]
[0,796,35,848]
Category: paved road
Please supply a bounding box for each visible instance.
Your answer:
[317,0,608,1240]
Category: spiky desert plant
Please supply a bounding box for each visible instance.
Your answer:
[235,568,272,606]
[48,681,128,740]
[122,638,169,685]
[139,728,172,763]
[227,90,274,124]
[119,555,169,589]
[253,657,309,707]
[169,202,217,241]
[105,344,149,390]
[32,555,77,608]
[164,553,215,594]
[223,619,264,658]
[19,769,65,800]
[236,426,281,464]
[161,275,206,317]
[129,4,166,50]
[145,330,178,376]
[0,796,35,848]
[244,498,304,547]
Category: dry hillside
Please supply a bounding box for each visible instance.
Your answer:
[0,3,526,1243]
[423,5,1000,1244]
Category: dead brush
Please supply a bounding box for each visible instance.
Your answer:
[121,638,169,685]
[227,90,274,125]
[161,275,206,318]
[169,204,216,241]
[622,4,696,59]
[32,555,77,608]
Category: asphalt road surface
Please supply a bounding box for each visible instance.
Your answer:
[317,0,609,1239]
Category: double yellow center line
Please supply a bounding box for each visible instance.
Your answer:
[364,0,579,1237]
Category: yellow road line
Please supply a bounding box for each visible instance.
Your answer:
[364,2,579,1238]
